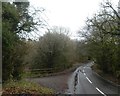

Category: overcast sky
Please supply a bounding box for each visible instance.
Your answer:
[29,0,119,39]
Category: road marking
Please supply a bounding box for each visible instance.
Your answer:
[96,87,106,96]
[84,73,86,75]
[83,70,85,73]
[86,77,92,84]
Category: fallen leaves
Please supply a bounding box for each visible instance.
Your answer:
[2,80,54,95]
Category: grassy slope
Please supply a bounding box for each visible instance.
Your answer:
[2,80,55,95]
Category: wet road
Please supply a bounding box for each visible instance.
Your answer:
[66,62,119,95]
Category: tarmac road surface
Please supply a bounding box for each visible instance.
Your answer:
[66,62,119,95]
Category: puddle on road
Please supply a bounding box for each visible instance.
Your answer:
[74,70,79,92]
[73,68,84,92]
[67,67,85,94]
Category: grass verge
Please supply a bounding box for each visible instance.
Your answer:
[2,80,55,95]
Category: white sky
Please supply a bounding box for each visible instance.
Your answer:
[29,0,119,39]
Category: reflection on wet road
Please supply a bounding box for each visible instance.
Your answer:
[67,62,119,95]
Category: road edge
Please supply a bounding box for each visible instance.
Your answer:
[91,66,120,87]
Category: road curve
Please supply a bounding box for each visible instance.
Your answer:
[66,62,119,95]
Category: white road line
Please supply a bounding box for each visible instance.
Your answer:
[83,70,85,73]
[96,87,106,96]
[84,73,86,75]
[86,77,92,84]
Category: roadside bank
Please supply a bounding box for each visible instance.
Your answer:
[91,64,120,86]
